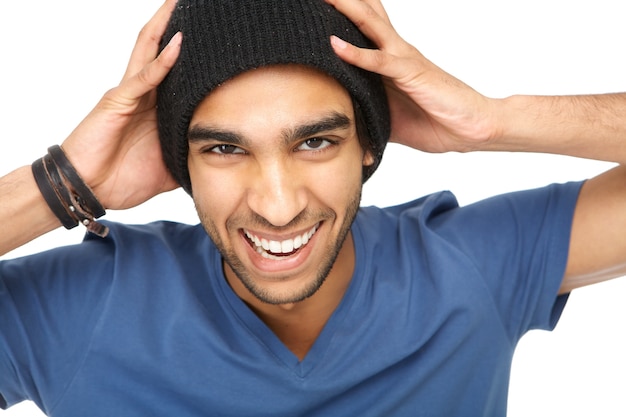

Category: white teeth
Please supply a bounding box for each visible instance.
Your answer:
[281,239,294,253]
[245,224,319,257]
[269,240,282,253]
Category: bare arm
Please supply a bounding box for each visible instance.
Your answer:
[0,0,181,257]
[327,0,626,292]
[493,93,626,164]
[0,166,61,255]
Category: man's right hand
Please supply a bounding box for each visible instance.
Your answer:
[0,0,181,256]
[61,0,181,210]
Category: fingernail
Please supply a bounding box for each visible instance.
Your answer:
[330,35,348,50]
[167,31,182,48]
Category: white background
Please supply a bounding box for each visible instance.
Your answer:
[1,0,625,415]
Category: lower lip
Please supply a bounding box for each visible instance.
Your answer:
[240,226,320,276]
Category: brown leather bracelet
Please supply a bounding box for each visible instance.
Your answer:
[32,157,79,229]
[32,148,109,237]
[43,154,74,213]
[47,145,105,219]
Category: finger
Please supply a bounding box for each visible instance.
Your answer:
[330,35,405,80]
[123,0,178,80]
[325,0,396,47]
[356,0,392,25]
[326,0,390,24]
[116,31,182,105]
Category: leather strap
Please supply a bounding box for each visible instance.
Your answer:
[47,145,105,218]
[32,157,78,229]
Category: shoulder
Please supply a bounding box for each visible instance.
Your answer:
[358,181,582,231]
[1,220,209,284]
[356,190,459,233]
[353,182,584,266]
[98,220,205,246]
[66,220,209,259]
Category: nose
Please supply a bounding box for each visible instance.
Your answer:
[246,160,308,227]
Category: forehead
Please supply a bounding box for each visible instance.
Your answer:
[189,64,354,129]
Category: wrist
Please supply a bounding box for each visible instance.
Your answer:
[480,95,536,153]
[31,146,108,237]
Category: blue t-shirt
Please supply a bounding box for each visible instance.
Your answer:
[0,183,581,416]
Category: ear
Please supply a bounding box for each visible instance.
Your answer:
[362,150,375,167]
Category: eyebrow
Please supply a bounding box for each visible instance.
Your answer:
[285,112,352,143]
[187,111,352,146]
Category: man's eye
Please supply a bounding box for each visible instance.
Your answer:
[297,138,333,151]
[210,144,245,155]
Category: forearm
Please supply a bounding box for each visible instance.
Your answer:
[0,166,62,256]
[491,93,626,164]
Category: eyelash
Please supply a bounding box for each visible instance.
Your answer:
[295,137,338,153]
[206,144,246,155]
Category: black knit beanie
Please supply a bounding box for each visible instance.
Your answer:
[157,0,390,194]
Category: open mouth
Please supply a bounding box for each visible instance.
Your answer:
[243,223,320,260]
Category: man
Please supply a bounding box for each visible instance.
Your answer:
[1,0,625,416]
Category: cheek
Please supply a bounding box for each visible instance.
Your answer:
[188,160,243,223]
[309,154,364,207]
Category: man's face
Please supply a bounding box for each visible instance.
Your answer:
[187,65,374,305]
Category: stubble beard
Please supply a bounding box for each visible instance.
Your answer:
[196,192,361,305]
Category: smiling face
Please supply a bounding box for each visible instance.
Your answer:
[187,64,374,306]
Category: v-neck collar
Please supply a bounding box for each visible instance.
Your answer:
[211,219,367,378]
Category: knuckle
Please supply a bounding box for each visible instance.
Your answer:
[135,67,156,88]
[370,50,389,70]
[353,4,378,29]
[136,24,150,43]
[136,23,162,49]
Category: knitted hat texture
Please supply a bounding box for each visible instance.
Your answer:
[157,0,390,193]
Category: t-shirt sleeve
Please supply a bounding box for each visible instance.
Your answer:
[0,235,114,411]
[429,182,583,342]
